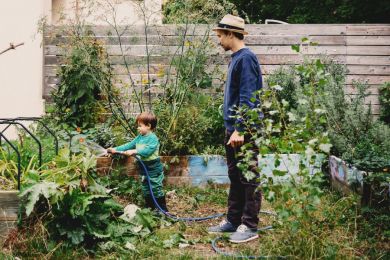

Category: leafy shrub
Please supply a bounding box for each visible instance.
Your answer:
[19,148,161,249]
[263,51,390,218]
[236,55,334,229]
[94,167,144,205]
[154,93,224,155]
[52,37,112,128]
[0,127,58,190]
[342,121,390,171]
[320,78,390,181]
[226,0,390,23]
[379,81,390,124]
[149,31,224,155]
[236,84,332,255]
[266,66,299,109]
[266,56,390,173]
[163,0,237,23]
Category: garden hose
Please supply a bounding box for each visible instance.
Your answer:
[134,155,275,221]
[135,155,286,259]
[133,155,225,221]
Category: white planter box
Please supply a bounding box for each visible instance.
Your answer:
[258,154,324,184]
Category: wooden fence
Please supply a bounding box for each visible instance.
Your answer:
[43,24,390,114]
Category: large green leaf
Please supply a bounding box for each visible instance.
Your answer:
[20,181,60,216]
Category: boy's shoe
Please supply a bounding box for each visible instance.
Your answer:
[208,219,238,233]
[229,224,259,243]
[155,196,168,212]
[145,195,169,212]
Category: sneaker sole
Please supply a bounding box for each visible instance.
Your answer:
[229,234,259,243]
[207,230,236,234]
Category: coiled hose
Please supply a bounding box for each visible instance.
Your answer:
[134,155,285,259]
[133,155,225,221]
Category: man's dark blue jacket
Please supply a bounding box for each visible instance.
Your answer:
[223,47,263,132]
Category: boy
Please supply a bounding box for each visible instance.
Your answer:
[107,112,168,212]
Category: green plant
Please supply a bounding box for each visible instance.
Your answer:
[19,147,162,250]
[154,94,224,155]
[4,177,387,258]
[0,148,19,190]
[149,28,225,155]
[163,0,237,24]
[250,46,389,255]
[159,29,220,137]
[265,49,390,175]
[88,8,225,154]
[341,121,390,172]
[52,36,112,128]
[0,144,42,190]
[171,36,215,90]
[234,47,338,251]
[266,66,299,109]
[226,0,389,23]
[379,81,390,124]
[94,167,144,205]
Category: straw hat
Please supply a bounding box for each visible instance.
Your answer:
[213,14,248,35]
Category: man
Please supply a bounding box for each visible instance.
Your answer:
[208,14,263,243]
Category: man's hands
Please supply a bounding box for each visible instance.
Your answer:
[107,148,137,156]
[227,130,244,148]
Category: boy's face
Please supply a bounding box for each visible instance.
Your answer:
[137,122,152,135]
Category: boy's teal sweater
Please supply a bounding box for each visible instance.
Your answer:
[114,132,160,161]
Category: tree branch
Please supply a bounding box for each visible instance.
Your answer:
[0,42,24,56]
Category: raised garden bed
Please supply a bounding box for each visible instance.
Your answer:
[97,155,229,186]
[0,191,19,244]
[96,154,324,186]
[328,155,365,195]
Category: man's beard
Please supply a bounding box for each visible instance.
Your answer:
[222,45,230,51]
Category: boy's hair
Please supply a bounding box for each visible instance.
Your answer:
[136,112,157,130]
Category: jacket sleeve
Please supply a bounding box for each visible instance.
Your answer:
[114,136,139,151]
[136,135,159,158]
[235,55,262,132]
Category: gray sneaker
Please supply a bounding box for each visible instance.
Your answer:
[208,219,238,233]
[229,224,259,243]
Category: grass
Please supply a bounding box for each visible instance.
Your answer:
[1,179,389,259]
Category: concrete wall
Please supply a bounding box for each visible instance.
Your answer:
[0,0,49,138]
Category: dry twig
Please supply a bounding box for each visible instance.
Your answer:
[0,42,24,56]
